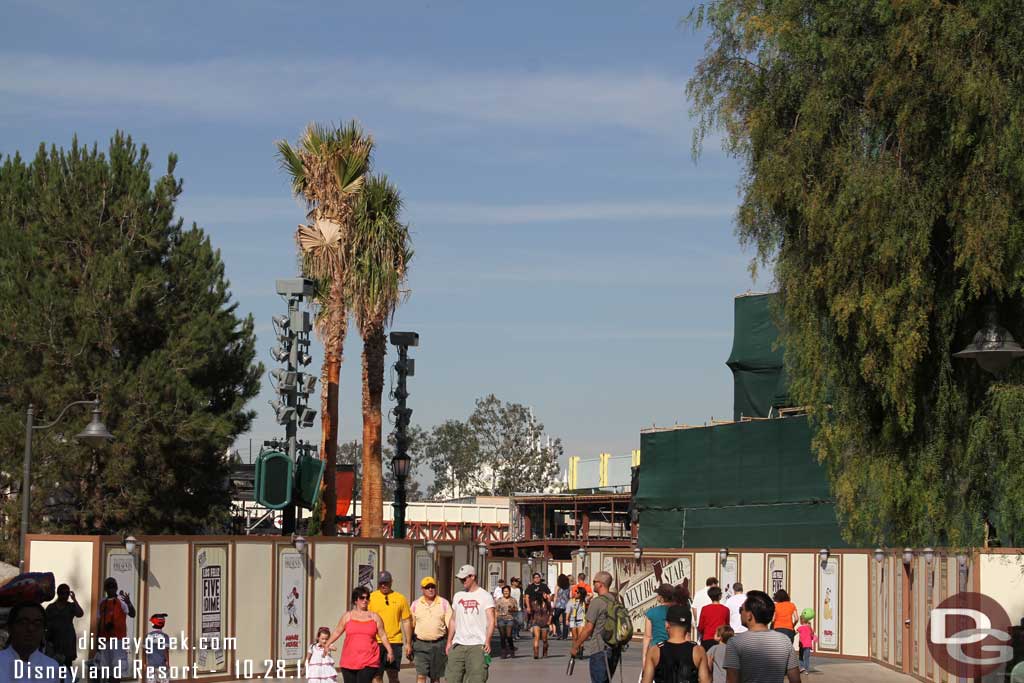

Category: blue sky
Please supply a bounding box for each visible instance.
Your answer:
[1,1,767,469]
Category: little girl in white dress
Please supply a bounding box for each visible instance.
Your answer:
[306,627,338,683]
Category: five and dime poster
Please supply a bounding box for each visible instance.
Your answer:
[613,555,692,633]
[767,555,788,596]
[278,549,306,661]
[106,551,139,662]
[817,556,841,651]
[353,546,378,590]
[721,555,738,600]
[194,546,227,672]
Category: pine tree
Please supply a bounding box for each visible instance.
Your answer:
[0,133,262,558]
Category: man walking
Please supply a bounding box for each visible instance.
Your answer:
[491,579,506,603]
[44,583,84,670]
[574,573,592,600]
[723,590,801,683]
[523,573,551,619]
[410,577,452,683]
[445,565,495,683]
[570,571,619,683]
[369,571,413,683]
[691,577,719,625]
[723,583,747,634]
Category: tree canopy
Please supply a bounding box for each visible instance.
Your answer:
[0,134,262,556]
[688,0,1024,546]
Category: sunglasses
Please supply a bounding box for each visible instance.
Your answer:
[356,595,369,602]
[423,584,437,590]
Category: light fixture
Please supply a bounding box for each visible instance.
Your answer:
[818,548,830,566]
[632,545,642,561]
[425,539,437,556]
[273,314,290,330]
[718,548,729,566]
[75,404,115,447]
[124,535,138,555]
[576,547,586,561]
[957,553,969,574]
[478,542,488,559]
[902,548,914,566]
[923,547,935,565]
[953,304,1024,374]
[527,555,535,568]
[391,452,412,481]
[873,548,885,563]
[271,346,289,363]
[292,534,307,554]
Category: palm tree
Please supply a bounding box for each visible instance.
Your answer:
[349,174,413,538]
[276,121,373,535]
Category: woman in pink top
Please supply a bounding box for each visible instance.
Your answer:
[326,586,393,683]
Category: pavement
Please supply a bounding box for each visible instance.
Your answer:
[228,634,917,683]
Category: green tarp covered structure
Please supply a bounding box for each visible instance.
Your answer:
[635,293,846,549]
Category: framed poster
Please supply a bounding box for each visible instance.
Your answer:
[193,545,228,672]
[106,549,140,666]
[277,548,306,662]
[353,546,379,590]
[720,555,739,601]
[487,562,502,592]
[766,555,788,597]
[817,556,841,652]
[613,555,692,634]
[415,549,434,588]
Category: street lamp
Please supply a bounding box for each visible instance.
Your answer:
[478,542,488,560]
[292,534,308,554]
[902,548,915,566]
[21,399,113,568]
[923,547,935,565]
[124,535,139,555]
[818,548,830,567]
[632,545,642,561]
[953,304,1024,374]
[718,548,729,566]
[391,452,411,539]
[874,548,885,563]
[426,539,437,557]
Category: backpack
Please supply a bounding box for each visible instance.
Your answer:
[598,594,633,649]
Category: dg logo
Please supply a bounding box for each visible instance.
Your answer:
[927,591,1013,678]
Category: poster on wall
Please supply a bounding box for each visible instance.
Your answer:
[415,550,434,588]
[193,546,227,672]
[277,549,306,661]
[106,551,139,660]
[487,562,502,592]
[721,555,738,600]
[766,555,788,597]
[613,555,692,633]
[817,556,841,652]
[353,546,378,590]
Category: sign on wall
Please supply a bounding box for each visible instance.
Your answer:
[488,562,502,592]
[277,549,306,661]
[818,556,841,652]
[415,550,434,588]
[767,554,788,597]
[721,555,739,600]
[613,555,692,633]
[353,546,379,590]
[106,551,140,663]
[193,545,227,672]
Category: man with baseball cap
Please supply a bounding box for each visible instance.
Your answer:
[640,605,710,683]
[369,570,413,683]
[445,565,495,683]
[410,576,452,683]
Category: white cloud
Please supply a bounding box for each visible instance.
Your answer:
[0,54,688,137]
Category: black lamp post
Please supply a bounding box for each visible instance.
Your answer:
[953,304,1024,374]
[392,452,411,539]
[22,399,113,568]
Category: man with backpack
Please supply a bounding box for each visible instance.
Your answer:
[640,605,711,683]
[569,571,632,683]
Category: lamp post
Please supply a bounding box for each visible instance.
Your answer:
[391,452,411,539]
[21,399,113,568]
[953,304,1024,374]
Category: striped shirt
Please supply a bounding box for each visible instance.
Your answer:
[723,629,799,682]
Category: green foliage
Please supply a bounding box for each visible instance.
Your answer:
[0,134,262,557]
[688,0,1024,546]
[423,419,481,499]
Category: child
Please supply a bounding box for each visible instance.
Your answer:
[143,613,170,683]
[797,614,817,673]
[705,624,734,683]
[306,627,337,683]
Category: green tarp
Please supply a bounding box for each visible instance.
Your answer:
[636,416,847,549]
[726,294,786,420]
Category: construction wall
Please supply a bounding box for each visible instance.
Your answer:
[27,535,473,681]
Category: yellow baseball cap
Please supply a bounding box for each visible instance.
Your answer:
[421,576,437,588]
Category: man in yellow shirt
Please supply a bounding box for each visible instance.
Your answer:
[369,571,413,683]
[410,577,452,683]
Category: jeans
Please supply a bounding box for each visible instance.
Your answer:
[799,646,811,670]
[552,607,566,637]
[587,648,620,683]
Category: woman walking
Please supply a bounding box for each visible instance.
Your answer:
[567,586,588,642]
[529,596,551,659]
[326,586,393,683]
[552,574,570,639]
[495,585,519,659]
[642,584,676,664]
[771,589,798,641]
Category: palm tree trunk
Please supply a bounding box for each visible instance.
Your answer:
[360,322,386,537]
[319,289,347,536]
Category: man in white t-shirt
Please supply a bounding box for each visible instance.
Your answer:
[690,576,719,625]
[445,565,496,683]
[723,582,747,634]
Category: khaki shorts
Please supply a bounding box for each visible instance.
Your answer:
[412,638,447,678]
